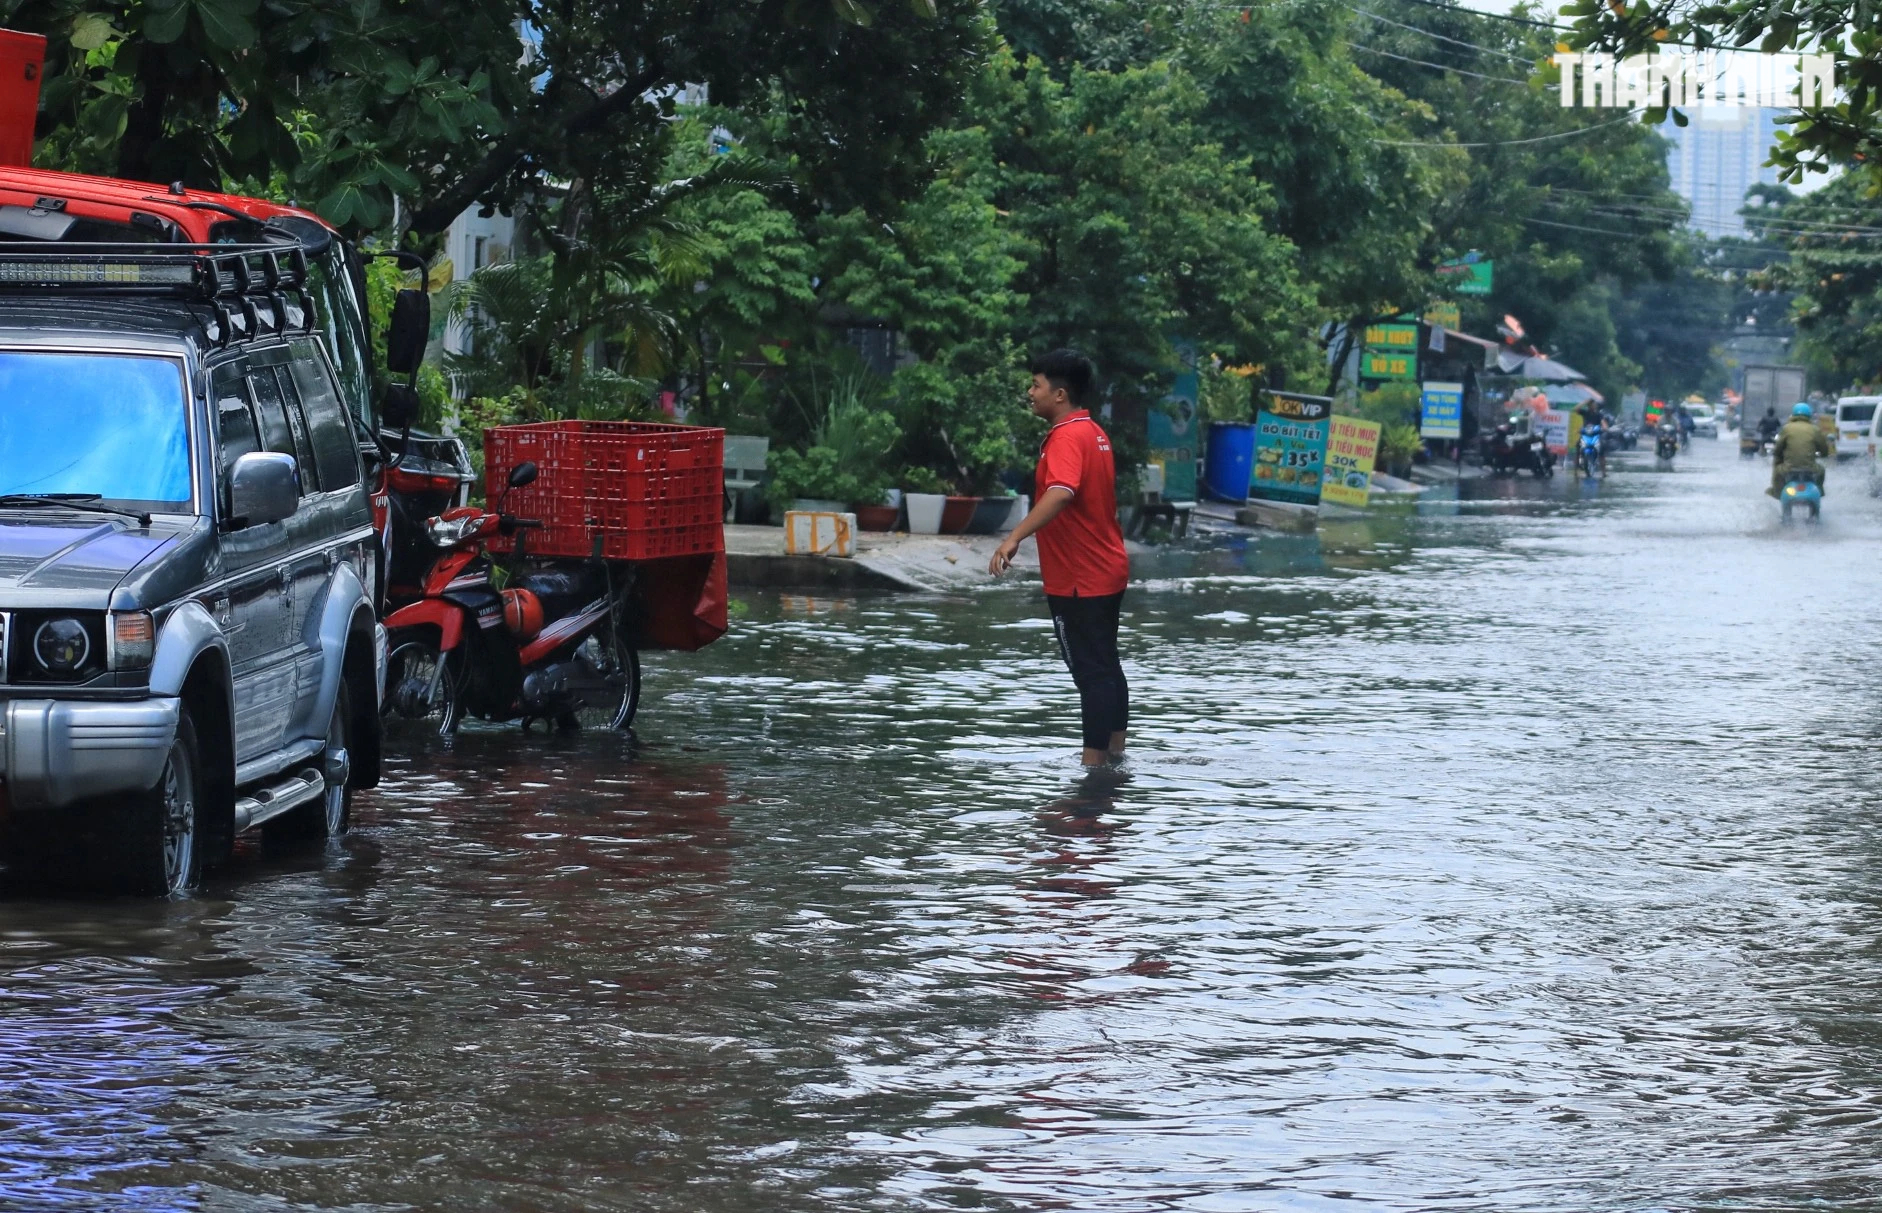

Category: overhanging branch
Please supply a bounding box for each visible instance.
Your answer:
[409,61,666,235]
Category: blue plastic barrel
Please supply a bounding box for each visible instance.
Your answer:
[1204,421,1256,503]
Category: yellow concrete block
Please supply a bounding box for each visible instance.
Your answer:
[784,511,855,557]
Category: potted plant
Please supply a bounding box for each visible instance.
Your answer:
[767,375,899,520]
[902,467,948,534]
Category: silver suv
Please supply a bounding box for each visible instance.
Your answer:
[0,245,389,895]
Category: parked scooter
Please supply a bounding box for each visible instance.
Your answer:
[1483,423,1556,478]
[383,462,642,736]
[1779,470,1823,522]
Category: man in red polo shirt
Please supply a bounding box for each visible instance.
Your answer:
[990,349,1131,766]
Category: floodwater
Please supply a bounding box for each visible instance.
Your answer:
[7,438,1882,1211]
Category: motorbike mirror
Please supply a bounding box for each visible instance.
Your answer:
[386,288,430,376]
[508,461,539,489]
[382,382,420,430]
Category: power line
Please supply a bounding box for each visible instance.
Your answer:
[1345,5,1538,64]
[1377,112,1642,146]
[1561,198,1882,237]
[1378,0,1567,34]
[1345,41,1531,84]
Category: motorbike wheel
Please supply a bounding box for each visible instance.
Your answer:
[601,626,641,730]
[385,635,465,738]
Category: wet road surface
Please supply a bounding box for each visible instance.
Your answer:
[8,438,1882,1210]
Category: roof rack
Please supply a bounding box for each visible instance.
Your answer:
[0,240,317,348]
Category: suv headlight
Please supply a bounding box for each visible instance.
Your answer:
[34,617,92,673]
[425,514,483,548]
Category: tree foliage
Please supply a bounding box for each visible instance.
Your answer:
[12,0,988,237]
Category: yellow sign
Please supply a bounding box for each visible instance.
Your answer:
[1321,417,1382,508]
[1362,322,1419,350]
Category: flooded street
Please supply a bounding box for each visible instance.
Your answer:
[9,438,1882,1211]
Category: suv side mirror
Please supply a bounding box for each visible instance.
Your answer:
[508,461,538,488]
[228,452,300,528]
[382,382,420,430]
[386,289,429,376]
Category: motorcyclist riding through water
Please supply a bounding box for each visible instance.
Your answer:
[1757,407,1781,445]
[1769,402,1832,499]
[1575,399,1606,476]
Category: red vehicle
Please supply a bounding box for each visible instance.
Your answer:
[383,461,640,733]
[384,422,727,735]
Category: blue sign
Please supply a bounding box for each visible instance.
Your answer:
[1420,380,1464,440]
[1251,393,1331,506]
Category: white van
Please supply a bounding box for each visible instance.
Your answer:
[1833,396,1882,458]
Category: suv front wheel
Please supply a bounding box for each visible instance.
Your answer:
[268,681,353,842]
[111,706,204,896]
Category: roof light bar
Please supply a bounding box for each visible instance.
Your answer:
[0,260,198,287]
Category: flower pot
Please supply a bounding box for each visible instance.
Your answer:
[1001,494,1030,532]
[791,497,845,514]
[905,492,946,534]
[881,488,904,509]
[940,496,979,534]
[966,496,1012,535]
[854,503,899,532]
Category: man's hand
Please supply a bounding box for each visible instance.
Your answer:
[989,535,1020,576]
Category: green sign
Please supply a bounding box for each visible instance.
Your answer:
[1441,255,1493,296]
[1424,301,1461,330]
[1362,349,1418,381]
[1362,322,1418,353]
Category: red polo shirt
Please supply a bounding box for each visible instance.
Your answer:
[1034,410,1130,598]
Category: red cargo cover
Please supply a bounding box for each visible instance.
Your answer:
[636,552,727,651]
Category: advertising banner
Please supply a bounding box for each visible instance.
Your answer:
[1361,321,1419,382]
[1149,357,1201,501]
[1420,381,1464,440]
[1251,393,1332,505]
[1535,408,1570,457]
[1362,350,1418,380]
[1320,417,1382,508]
[1440,253,1493,295]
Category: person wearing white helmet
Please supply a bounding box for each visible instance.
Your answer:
[1769,402,1831,498]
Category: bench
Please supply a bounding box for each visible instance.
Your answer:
[723,435,770,524]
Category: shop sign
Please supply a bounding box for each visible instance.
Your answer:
[1321,417,1382,508]
[1420,381,1464,440]
[1251,393,1331,506]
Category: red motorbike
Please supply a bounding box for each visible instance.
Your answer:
[381,461,641,736]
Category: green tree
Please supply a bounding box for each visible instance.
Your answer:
[17,0,990,237]
[976,49,1312,408]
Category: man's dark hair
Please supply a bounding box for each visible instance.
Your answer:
[1031,348,1095,407]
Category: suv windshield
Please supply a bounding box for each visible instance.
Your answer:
[0,352,191,511]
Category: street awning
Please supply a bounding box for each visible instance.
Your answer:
[1495,349,1587,382]
[1545,383,1604,406]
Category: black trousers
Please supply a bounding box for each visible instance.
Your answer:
[1047,591,1129,751]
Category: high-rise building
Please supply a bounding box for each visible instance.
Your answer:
[1662,107,1785,237]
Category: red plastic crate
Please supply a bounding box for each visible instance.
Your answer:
[484,420,725,561]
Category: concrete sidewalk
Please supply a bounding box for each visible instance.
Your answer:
[725,524,1038,592]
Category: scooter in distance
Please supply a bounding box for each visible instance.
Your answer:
[1576,424,1605,478]
[1654,425,1679,466]
[382,462,642,737]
